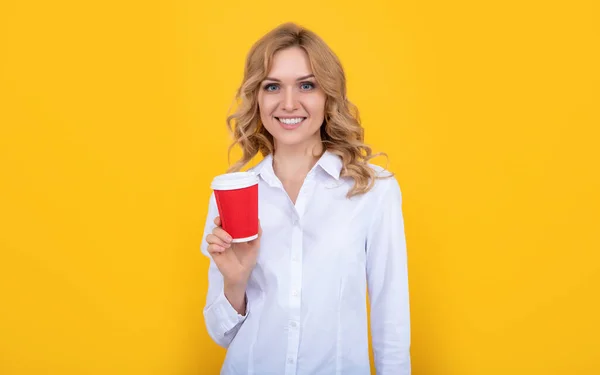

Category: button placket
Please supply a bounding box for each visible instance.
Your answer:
[285,249,302,374]
[284,177,319,375]
[284,182,314,375]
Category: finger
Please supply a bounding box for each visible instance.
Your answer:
[207,243,226,255]
[206,233,230,248]
[212,226,233,244]
[213,216,221,227]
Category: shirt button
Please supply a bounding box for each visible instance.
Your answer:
[292,256,299,262]
[287,357,295,364]
[292,290,298,297]
[290,321,297,328]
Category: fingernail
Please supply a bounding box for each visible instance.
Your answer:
[225,236,232,243]
[224,243,231,248]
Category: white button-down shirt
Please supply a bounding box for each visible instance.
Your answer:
[201,151,411,375]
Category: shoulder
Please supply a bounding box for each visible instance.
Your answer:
[340,162,402,201]
[366,163,402,197]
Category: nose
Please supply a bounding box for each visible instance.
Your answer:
[282,87,298,112]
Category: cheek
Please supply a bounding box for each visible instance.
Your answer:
[306,95,326,117]
[258,96,278,133]
[258,95,278,117]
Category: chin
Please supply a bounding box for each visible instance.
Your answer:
[272,132,312,147]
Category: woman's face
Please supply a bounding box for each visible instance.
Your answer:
[257,46,326,152]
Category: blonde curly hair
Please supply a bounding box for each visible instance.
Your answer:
[226,22,391,197]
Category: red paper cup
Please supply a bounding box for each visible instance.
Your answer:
[211,172,259,243]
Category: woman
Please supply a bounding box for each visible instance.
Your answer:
[201,22,411,375]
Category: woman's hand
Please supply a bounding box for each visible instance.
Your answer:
[205,216,261,288]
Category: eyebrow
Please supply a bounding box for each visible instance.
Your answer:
[263,74,315,82]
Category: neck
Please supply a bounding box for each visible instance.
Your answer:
[272,141,324,182]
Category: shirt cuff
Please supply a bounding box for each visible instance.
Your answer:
[213,288,248,333]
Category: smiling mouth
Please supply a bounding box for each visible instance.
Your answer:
[275,117,307,126]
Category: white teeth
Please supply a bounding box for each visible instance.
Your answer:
[277,117,304,125]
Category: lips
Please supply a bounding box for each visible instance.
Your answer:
[275,117,306,129]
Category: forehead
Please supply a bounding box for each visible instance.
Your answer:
[267,46,313,79]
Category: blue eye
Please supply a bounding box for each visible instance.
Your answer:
[300,82,315,90]
[264,83,279,92]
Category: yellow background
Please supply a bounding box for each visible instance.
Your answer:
[1,0,598,374]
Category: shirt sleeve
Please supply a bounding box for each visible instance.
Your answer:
[366,177,412,375]
[200,192,249,348]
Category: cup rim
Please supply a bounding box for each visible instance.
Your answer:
[211,171,258,190]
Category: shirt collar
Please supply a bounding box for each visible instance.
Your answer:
[251,150,343,185]
[316,150,343,180]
